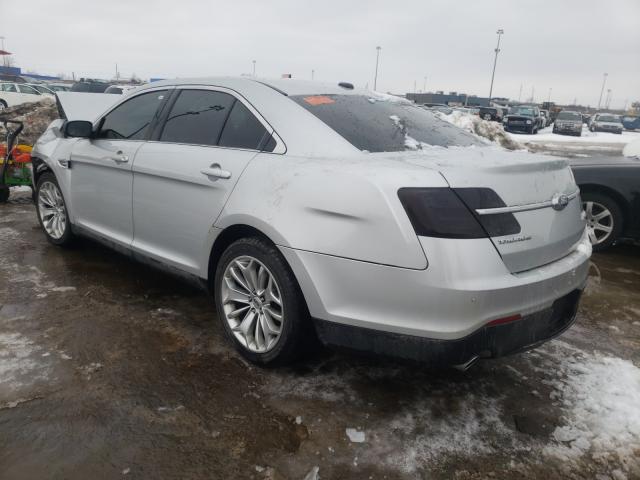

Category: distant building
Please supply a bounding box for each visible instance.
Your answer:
[406,91,493,107]
[0,65,60,81]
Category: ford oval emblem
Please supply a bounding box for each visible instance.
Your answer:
[551,193,570,211]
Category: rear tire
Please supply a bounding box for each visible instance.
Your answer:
[582,192,623,252]
[214,236,311,366]
[0,100,7,111]
[35,172,74,246]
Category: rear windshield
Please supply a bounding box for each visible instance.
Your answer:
[290,94,480,152]
[557,112,581,120]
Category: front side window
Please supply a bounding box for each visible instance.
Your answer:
[291,94,480,152]
[97,90,167,140]
[18,84,40,95]
[161,90,235,146]
[597,115,621,123]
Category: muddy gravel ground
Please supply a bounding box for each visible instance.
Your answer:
[1,190,639,480]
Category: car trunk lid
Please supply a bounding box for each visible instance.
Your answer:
[389,147,586,273]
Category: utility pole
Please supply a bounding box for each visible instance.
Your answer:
[597,73,608,109]
[518,83,522,102]
[488,29,504,103]
[531,86,535,103]
[547,87,552,104]
[423,76,427,92]
[115,63,119,80]
[0,36,6,67]
[311,69,315,81]
[252,60,256,77]
[414,80,417,95]
[605,89,612,109]
[373,46,381,91]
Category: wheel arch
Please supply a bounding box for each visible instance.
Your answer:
[579,183,629,230]
[30,156,53,187]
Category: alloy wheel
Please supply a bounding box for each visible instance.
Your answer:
[583,201,613,245]
[38,181,67,239]
[221,255,284,353]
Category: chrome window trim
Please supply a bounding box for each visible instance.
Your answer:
[475,190,580,215]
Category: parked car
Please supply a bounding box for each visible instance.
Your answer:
[622,115,640,131]
[478,106,503,121]
[589,113,623,134]
[70,80,112,93]
[104,84,140,95]
[429,105,453,114]
[540,109,551,127]
[553,111,583,136]
[503,105,540,134]
[31,78,590,367]
[0,81,51,110]
[571,156,640,250]
[46,83,71,92]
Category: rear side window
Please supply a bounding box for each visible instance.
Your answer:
[18,85,40,95]
[218,101,269,150]
[160,89,272,151]
[97,90,168,140]
[291,94,480,152]
[161,90,235,146]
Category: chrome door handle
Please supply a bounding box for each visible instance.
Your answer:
[201,164,232,180]
[111,151,129,164]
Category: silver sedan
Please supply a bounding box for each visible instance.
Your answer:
[31,78,591,366]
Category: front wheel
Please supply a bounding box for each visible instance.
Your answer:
[35,172,74,246]
[214,237,311,365]
[582,192,623,252]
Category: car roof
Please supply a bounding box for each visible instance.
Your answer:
[140,76,370,97]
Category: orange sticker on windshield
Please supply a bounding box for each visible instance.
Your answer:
[303,95,335,106]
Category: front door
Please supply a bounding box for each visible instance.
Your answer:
[69,89,168,246]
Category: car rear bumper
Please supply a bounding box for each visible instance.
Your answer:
[313,289,582,365]
[279,230,591,358]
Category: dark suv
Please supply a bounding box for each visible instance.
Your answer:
[503,105,540,134]
[70,80,112,93]
[477,106,503,122]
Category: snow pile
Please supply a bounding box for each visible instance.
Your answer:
[542,343,640,472]
[0,99,59,145]
[623,138,640,158]
[435,110,523,150]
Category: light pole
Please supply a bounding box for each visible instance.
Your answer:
[605,89,612,109]
[597,73,608,109]
[311,69,315,81]
[252,60,256,77]
[373,46,381,91]
[0,36,6,67]
[518,83,522,102]
[547,87,552,104]
[488,29,504,104]
[423,76,427,92]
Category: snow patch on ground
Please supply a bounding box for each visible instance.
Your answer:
[0,332,50,393]
[538,342,640,473]
[518,126,638,145]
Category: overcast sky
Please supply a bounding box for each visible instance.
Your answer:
[1,0,638,108]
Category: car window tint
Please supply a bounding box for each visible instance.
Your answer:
[218,100,269,150]
[1,83,17,92]
[97,90,167,140]
[18,84,39,95]
[291,94,480,152]
[160,90,235,146]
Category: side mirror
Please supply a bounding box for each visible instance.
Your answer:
[64,120,93,138]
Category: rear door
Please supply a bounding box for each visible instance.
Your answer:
[131,86,277,275]
[69,89,169,246]
[0,83,23,107]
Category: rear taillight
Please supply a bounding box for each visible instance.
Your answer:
[398,187,521,239]
[398,188,486,238]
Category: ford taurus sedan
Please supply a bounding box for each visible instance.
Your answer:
[31,78,591,367]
